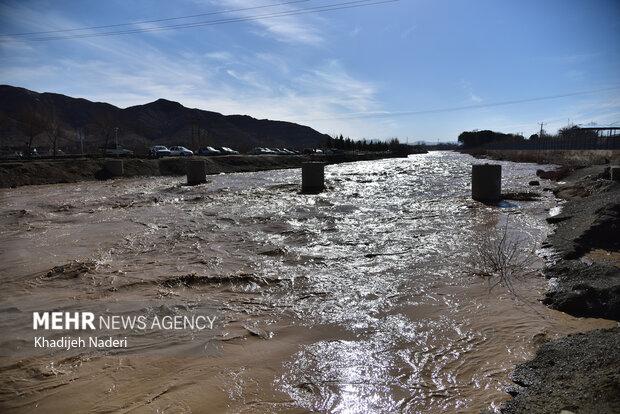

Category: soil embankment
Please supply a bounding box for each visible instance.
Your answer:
[0,152,410,188]
[468,149,619,166]
[495,159,620,413]
[501,327,620,413]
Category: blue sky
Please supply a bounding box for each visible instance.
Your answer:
[1,0,619,141]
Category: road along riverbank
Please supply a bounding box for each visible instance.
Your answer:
[0,152,416,188]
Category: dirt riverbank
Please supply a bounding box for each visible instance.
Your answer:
[497,162,620,413]
[466,149,620,166]
[0,152,410,188]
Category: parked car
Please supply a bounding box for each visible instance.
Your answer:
[105,147,134,157]
[219,147,239,155]
[149,145,171,158]
[198,146,221,156]
[249,147,276,155]
[0,150,23,159]
[169,146,193,156]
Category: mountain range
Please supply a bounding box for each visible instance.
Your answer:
[0,85,330,154]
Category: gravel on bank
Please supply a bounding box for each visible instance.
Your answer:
[498,164,620,414]
[541,166,620,319]
[501,327,620,414]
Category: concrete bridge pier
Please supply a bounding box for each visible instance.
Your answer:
[301,162,325,194]
[472,164,501,203]
[187,159,207,185]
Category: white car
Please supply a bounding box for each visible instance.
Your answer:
[169,146,193,156]
[219,147,240,155]
[150,145,171,158]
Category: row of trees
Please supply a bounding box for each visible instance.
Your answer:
[457,126,607,149]
[18,106,64,156]
[325,134,409,152]
[457,130,525,148]
[9,106,130,156]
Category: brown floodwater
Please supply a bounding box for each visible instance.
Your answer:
[0,151,615,413]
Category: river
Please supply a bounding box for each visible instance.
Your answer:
[0,151,614,413]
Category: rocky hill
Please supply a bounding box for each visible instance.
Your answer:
[0,85,330,154]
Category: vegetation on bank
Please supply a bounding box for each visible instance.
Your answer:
[457,126,617,150]
[324,134,429,155]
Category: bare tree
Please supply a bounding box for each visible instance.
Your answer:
[89,111,118,155]
[19,106,45,154]
[43,106,63,157]
[466,219,540,299]
[189,114,209,150]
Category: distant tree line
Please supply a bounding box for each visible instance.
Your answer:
[325,134,415,153]
[457,130,525,148]
[458,126,608,149]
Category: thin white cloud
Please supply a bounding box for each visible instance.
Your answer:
[204,51,234,62]
[210,0,324,44]
[401,24,416,39]
[459,79,482,103]
[0,1,392,138]
[254,52,290,74]
[349,25,361,37]
[297,59,378,113]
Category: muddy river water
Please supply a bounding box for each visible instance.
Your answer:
[0,151,615,413]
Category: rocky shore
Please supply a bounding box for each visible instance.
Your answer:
[0,152,413,188]
[500,164,620,413]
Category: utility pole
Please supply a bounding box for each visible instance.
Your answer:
[114,127,119,148]
[539,122,545,138]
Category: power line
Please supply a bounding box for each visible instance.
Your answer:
[0,0,312,37]
[4,0,398,42]
[30,0,396,41]
[301,86,620,121]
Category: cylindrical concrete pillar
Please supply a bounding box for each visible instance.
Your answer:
[104,159,124,177]
[472,164,501,203]
[187,159,207,185]
[611,166,620,182]
[301,162,325,193]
